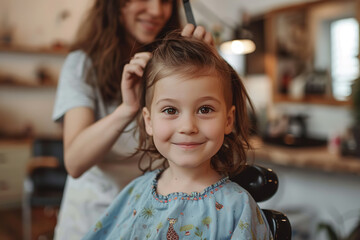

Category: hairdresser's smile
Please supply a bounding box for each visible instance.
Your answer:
[138,18,161,32]
[120,0,173,44]
[143,72,235,171]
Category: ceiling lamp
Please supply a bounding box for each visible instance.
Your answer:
[192,1,256,55]
[220,23,256,55]
[220,38,256,55]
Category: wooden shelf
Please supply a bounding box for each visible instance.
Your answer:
[0,44,68,56]
[0,83,57,88]
[0,77,57,88]
[0,75,57,88]
[274,94,351,106]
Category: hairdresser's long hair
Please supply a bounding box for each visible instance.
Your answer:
[70,0,180,103]
[137,32,254,177]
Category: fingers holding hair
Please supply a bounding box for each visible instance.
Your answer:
[130,52,152,68]
[181,23,215,47]
[121,52,152,116]
[181,23,196,37]
[123,52,152,86]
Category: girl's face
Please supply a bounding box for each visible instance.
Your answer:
[142,72,235,171]
[120,0,173,45]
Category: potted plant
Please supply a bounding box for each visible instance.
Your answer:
[317,211,360,240]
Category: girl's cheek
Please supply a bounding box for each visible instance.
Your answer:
[153,121,173,140]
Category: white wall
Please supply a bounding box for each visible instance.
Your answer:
[1,0,92,47]
[192,0,318,42]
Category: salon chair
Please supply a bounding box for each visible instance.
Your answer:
[231,165,291,239]
[22,138,67,240]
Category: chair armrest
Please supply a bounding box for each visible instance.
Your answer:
[263,209,292,240]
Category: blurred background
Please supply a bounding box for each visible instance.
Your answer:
[0,0,359,239]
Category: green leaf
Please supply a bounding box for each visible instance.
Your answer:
[95,221,102,229]
[180,224,194,232]
[202,216,212,225]
[317,223,339,240]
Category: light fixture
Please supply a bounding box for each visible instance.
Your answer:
[192,1,256,55]
[219,28,256,55]
[220,39,256,55]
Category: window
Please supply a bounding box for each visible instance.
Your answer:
[331,18,359,100]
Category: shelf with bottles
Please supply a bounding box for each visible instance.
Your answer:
[0,44,68,56]
[0,71,58,89]
[265,0,357,106]
[273,94,351,106]
[272,57,351,106]
[0,81,57,89]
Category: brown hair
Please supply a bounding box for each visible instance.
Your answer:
[70,0,181,103]
[137,32,254,177]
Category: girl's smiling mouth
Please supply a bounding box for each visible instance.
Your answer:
[173,142,204,149]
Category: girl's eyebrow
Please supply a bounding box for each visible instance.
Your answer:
[155,98,178,105]
[197,96,222,104]
[155,96,222,106]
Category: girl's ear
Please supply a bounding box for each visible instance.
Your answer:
[225,105,235,135]
[142,107,153,136]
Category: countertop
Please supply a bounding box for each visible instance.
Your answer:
[251,137,360,176]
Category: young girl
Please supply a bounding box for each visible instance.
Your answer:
[82,32,273,240]
[52,0,213,238]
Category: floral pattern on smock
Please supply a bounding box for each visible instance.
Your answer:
[82,170,273,240]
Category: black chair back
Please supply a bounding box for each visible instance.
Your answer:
[29,138,67,206]
[231,165,292,240]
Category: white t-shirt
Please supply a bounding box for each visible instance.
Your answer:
[52,50,143,240]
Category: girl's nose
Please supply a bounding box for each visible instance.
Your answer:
[147,0,162,16]
[179,115,199,135]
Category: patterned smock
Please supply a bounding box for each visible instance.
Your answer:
[82,170,273,240]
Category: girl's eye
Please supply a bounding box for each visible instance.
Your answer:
[198,106,214,114]
[162,107,178,115]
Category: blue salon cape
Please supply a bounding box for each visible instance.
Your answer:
[83,170,273,240]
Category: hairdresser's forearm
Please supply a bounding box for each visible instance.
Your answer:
[64,105,137,178]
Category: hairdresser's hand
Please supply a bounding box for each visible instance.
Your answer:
[121,52,152,119]
[181,24,215,47]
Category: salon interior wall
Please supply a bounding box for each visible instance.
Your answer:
[0,0,93,137]
[0,0,348,139]
[193,2,359,239]
[0,0,358,237]
[193,0,354,140]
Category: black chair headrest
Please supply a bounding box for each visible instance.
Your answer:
[230,165,279,202]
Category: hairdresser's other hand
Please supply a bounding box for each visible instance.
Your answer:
[121,52,152,119]
[181,23,215,47]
